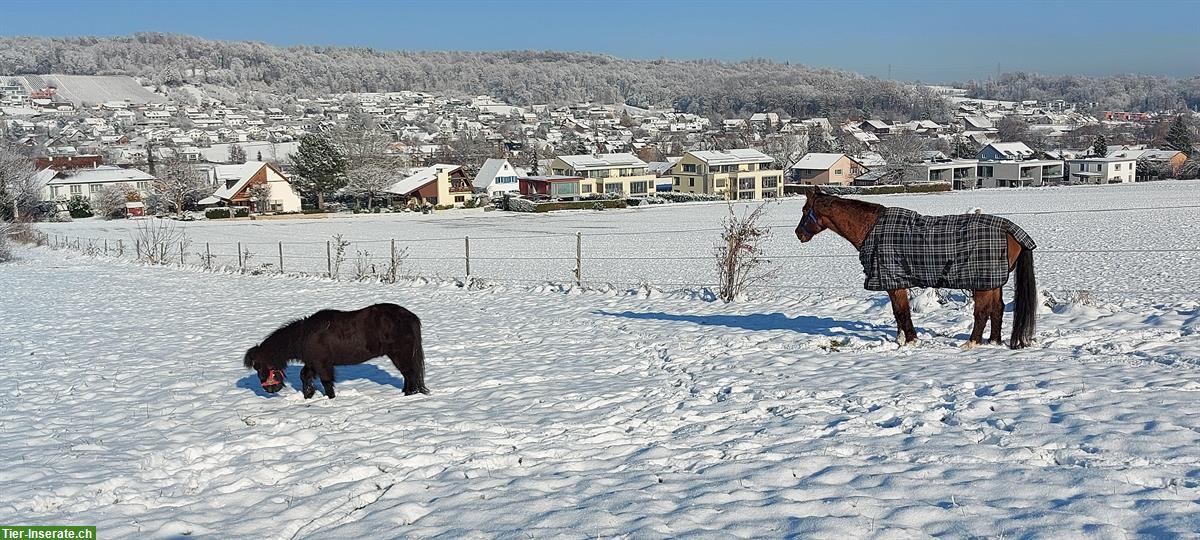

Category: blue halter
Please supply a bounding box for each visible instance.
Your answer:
[798,206,821,237]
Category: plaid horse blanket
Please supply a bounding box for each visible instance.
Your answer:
[859,207,1036,291]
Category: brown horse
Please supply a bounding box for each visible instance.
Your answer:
[243,303,429,398]
[794,188,1037,349]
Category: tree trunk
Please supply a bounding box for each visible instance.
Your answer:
[367,195,374,211]
[317,192,325,210]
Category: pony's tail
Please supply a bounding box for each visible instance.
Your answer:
[1009,248,1037,349]
[411,318,429,394]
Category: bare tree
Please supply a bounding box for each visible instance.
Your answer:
[715,201,778,303]
[228,143,247,164]
[153,158,208,214]
[0,143,39,221]
[875,132,930,184]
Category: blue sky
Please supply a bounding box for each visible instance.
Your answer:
[1,0,1197,82]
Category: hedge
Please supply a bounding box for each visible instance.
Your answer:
[807,183,952,196]
[533,199,627,212]
[205,208,231,219]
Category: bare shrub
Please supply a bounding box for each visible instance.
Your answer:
[0,225,11,262]
[132,219,190,264]
[353,249,377,280]
[715,201,778,302]
[330,234,350,278]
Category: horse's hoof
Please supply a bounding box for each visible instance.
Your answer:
[962,341,980,351]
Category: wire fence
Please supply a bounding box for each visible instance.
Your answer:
[25,222,1200,303]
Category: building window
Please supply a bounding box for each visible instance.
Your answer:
[715,178,726,188]
[137,181,148,190]
[683,164,697,173]
[689,178,695,187]
[1114,163,1121,171]
[673,177,680,186]
[630,181,648,194]
[977,166,994,177]
[738,191,756,200]
[604,182,622,194]
[739,177,755,190]
[834,169,843,176]
[762,176,779,189]
[89,184,99,194]
[454,195,465,203]
[582,184,593,194]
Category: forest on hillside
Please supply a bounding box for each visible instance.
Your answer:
[0,33,950,120]
[959,72,1200,113]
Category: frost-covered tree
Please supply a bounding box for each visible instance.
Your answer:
[246,182,272,214]
[228,143,247,164]
[289,134,346,210]
[0,143,40,221]
[92,183,137,220]
[806,125,833,153]
[996,117,1030,142]
[153,158,208,214]
[344,164,393,210]
[876,132,930,183]
[1093,134,1108,157]
[1165,116,1192,155]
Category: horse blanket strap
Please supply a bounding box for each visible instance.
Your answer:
[859,207,1036,291]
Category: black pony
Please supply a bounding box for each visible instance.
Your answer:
[243,303,429,398]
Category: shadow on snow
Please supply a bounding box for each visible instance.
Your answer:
[594,310,890,337]
[236,361,408,397]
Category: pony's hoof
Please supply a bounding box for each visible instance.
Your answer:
[961,341,980,351]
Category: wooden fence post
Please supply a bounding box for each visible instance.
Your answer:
[575,231,582,285]
[326,241,332,278]
[103,239,108,256]
[278,241,284,274]
[206,243,211,270]
[237,241,243,271]
[465,236,471,278]
[117,239,123,257]
[136,239,142,260]
[390,239,397,283]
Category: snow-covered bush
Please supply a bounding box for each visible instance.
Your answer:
[658,192,725,203]
[67,195,94,219]
[715,201,777,302]
[506,198,536,212]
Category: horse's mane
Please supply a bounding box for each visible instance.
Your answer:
[818,191,885,215]
[246,315,312,366]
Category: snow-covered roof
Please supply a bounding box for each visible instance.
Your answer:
[210,162,269,201]
[386,164,461,195]
[689,149,773,165]
[985,142,1034,159]
[46,165,155,185]
[472,158,512,190]
[790,153,848,171]
[556,153,647,171]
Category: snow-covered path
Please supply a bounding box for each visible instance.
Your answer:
[1,248,1199,537]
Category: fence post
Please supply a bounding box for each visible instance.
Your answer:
[278,242,284,274]
[104,239,108,256]
[160,244,166,264]
[117,239,123,257]
[575,231,582,286]
[326,240,332,278]
[53,234,57,249]
[465,236,471,278]
[206,243,211,270]
[238,241,243,272]
[390,239,397,283]
[136,239,142,260]
[180,242,185,265]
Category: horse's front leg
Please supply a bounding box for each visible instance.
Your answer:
[300,365,317,399]
[887,289,917,346]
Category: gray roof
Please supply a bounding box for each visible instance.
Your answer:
[46,165,155,185]
[688,149,773,165]
[556,153,647,171]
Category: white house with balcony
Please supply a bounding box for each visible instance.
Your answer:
[974,142,1064,188]
[1066,153,1138,184]
[472,158,520,199]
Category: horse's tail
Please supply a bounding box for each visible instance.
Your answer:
[410,317,429,394]
[1010,247,1037,349]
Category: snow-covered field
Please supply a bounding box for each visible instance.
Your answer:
[3,182,1200,537]
[40,181,1200,298]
